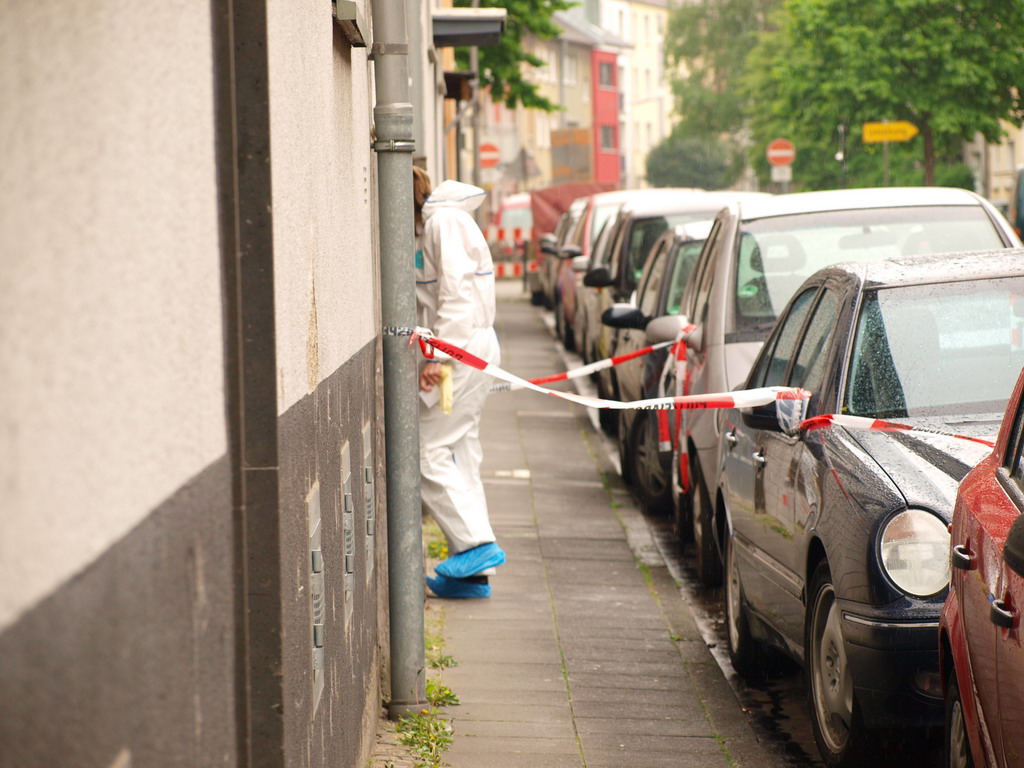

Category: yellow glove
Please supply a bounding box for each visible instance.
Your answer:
[439,365,453,415]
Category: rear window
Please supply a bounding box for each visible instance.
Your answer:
[500,206,532,235]
[734,205,1005,335]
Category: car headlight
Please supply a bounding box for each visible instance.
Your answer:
[879,508,950,597]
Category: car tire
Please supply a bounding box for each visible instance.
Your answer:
[691,459,722,586]
[530,289,545,306]
[631,412,672,515]
[944,672,974,768]
[806,560,868,768]
[724,531,761,676]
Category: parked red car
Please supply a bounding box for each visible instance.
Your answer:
[940,363,1024,768]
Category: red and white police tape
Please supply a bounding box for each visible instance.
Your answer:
[385,325,996,449]
[396,325,808,412]
[490,338,680,391]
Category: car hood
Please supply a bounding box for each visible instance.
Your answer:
[846,422,994,521]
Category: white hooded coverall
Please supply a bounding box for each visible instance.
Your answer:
[416,179,501,555]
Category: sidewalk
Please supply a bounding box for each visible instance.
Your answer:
[375,280,776,768]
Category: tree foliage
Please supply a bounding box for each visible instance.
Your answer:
[746,0,1024,185]
[646,129,741,189]
[664,0,778,138]
[454,0,572,111]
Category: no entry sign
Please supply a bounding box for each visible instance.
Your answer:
[766,138,796,166]
[480,142,500,169]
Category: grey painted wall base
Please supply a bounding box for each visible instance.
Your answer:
[0,341,388,768]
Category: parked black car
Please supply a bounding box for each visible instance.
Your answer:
[716,250,1024,768]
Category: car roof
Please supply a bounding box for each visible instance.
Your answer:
[734,186,987,221]
[819,248,1024,290]
[619,189,771,217]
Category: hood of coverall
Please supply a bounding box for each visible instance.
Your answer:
[421,179,486,219]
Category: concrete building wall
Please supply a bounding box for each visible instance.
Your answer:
[1,1,390,767]
[0,0,226,637]
[624,0,672,187]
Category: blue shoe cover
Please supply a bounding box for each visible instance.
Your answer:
[434,542,506,579]
[426,575,491,599]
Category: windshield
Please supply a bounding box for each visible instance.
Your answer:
[734,206,1005,334]
[844,276,1024,419]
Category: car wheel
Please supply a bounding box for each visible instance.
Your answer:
[618,412,634,485]
[806,560,867,768]
[691,459,722,586]
[725,532,761,676]
[631,413,672,514]
[563,317,576,352]
[597,375,619,436]
[944,672,974,768]
[554,295,565,341]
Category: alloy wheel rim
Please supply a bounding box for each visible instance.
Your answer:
[810,582,852,754]
[949,698,970,768]
[726,538,742,652]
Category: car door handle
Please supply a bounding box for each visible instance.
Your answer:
[725,431,737,449]
[951,544,974,571]
[753,451,766,467]
[991,598,1016,629]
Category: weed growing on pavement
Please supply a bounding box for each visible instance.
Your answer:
[426,679,459,707]
[423,516,448,560]
[395,710,453,768]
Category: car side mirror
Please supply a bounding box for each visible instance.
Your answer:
[571,254,590,273]
[560,244,583,261]
[540,233,558,255]
[740,398,806,436]
[602,303,646,329]
[644,314,690,344]
[1004,514,1024,579]
[741,404,783,433]
[584,266,613,288]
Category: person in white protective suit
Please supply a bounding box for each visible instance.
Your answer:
[413,166,506,599]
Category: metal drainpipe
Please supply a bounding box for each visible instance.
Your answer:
[369,0,426,720]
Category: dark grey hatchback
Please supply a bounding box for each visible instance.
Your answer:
[716,250,1024,768]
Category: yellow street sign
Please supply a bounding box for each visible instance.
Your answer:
[862,121,919,143]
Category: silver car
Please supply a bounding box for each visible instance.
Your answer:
[663,186,1022,585]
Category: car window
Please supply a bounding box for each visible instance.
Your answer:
[844,276,1024,419]
[592,216,620,268]
[759,288,817,388]
[638,244,668,318]
[592,203,622,249]
[734,206,1007,336]
[665,240,706,316]
[626,217,672,289]
[608,217,631,275]
[1005,392,1024,481]
[790,289,841,398]
[689,221,726,328]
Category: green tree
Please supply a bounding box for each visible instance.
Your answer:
[454,0,572,111]
[750,0,1024,185]
[664,0,779,138]
[646,130,741,189]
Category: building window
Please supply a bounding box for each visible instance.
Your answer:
[599,61,614,88]
[601,124,616,151]
[564,53,578,86]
